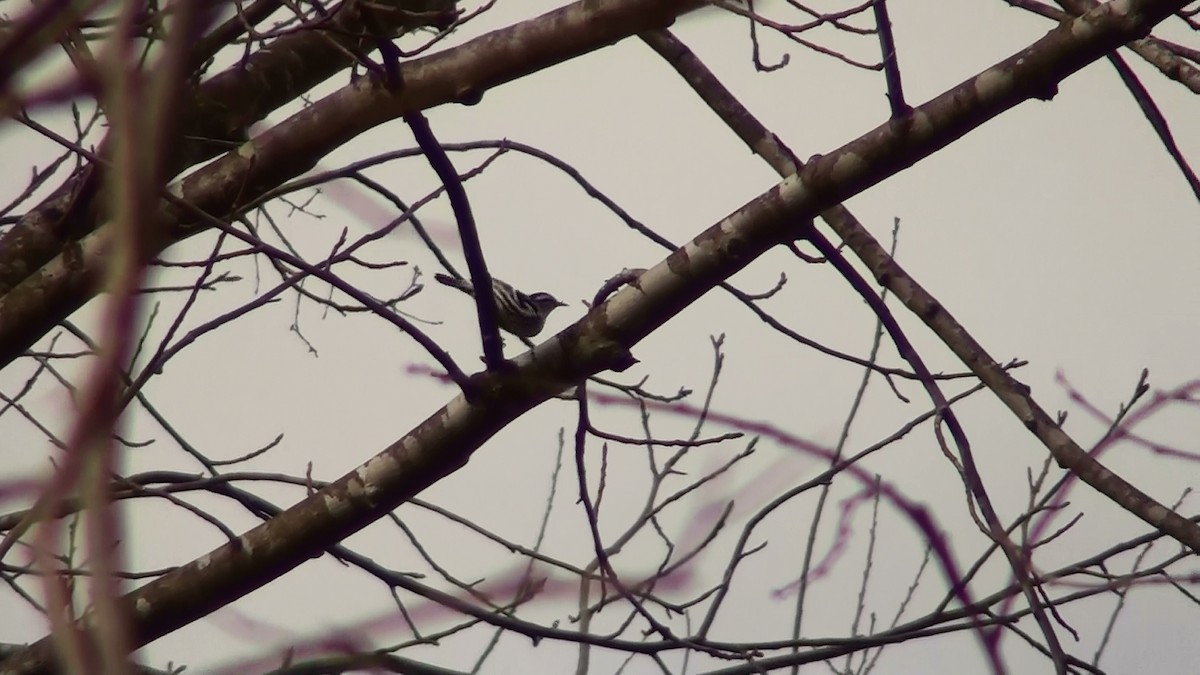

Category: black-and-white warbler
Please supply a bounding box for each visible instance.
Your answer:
[434,273,566,338]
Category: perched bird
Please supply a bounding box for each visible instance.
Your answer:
[434,273,566,338]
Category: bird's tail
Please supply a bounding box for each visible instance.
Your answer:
[434,273,473,295]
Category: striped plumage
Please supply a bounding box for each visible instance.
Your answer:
[434,273,566,337]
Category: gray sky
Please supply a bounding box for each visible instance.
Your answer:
[2,1,1199,673]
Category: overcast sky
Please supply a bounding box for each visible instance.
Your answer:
[2,1,1199,674]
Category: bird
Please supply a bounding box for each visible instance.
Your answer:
[434,273,566,338]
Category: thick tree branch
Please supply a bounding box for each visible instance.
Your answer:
[0,0,458,299]
[658,0,1200,610]
[0,0,700,371]
[0,0,1192,672]
[1013,0,1200,93]
[647,26,1071,669]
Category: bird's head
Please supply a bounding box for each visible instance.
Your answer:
[529,292,567,315]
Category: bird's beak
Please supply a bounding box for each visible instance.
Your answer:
[557,300,568,307]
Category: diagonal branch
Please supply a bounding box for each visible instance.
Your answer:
[0,0,1192,672]
[0,0,702,370]
[404,110,507,369]
[0,0,458,299]
[646,27,1067,670]
[1012,0,1200,93]
[1105,51,1200,202]
[665,0,1200,589]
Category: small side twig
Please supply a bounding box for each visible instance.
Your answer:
[872,0,909,118]
[1105,51,1200,203]
[404,110,506,371]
